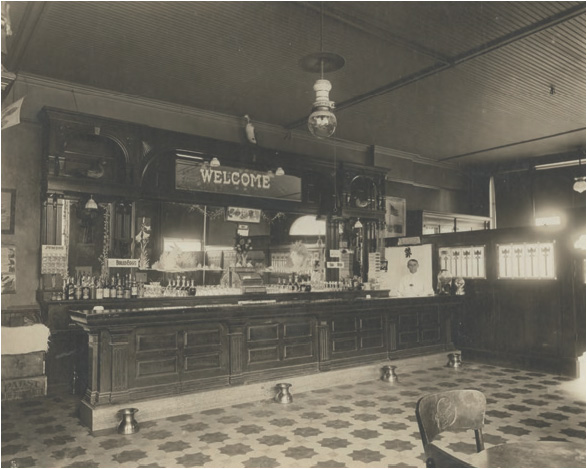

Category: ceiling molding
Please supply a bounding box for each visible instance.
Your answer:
[17,72,453,174]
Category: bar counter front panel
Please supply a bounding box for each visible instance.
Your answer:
[67,292,461,411]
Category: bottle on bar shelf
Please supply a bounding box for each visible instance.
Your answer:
[188,279,197,296]
[74,275,83,300]
[116,275,124,299]
[90,276,97,300]
[96,277,103,300]
[102,277,110,299]
[124,274,131,299]
[81,275,90,300]
[110,276,117,299]
[131,275,138,298]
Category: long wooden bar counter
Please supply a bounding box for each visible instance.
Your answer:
[68,291,462,431]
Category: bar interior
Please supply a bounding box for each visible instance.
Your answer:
[1,2,585,468]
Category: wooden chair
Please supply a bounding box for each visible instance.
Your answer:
[415,389,486,468]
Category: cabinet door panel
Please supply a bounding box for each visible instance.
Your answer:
[137,333,178,352]
[332,317,357,333]
[137,357,178,377]
[284,342,314,360]
[184,353,222,371]
[249,346,280,364]
[249,324,279,341]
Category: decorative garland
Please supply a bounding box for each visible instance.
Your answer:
[188,205,286,225]
[98,203,111,278]
[135,217,151,270]
[261,211,286,223]
[188,204,225,219]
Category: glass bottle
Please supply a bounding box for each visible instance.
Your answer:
[81,275,91,300]
[124,274,131,299]
[116,275,124,299]
[188,279,197,296]
[110,276,117,299]
[74,275,83,300]
[131,275,138,298]
[102,276,110,299]
[96,276,103,300]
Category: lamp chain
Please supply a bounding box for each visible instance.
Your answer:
[320,1,324,79]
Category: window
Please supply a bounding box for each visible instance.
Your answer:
[497,242,556,279]
[438,246,486,279]
[535,216,561,226]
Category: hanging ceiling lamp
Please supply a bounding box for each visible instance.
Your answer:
[573,177,586,193]
[300,3,345,139]
[85,195,98,210]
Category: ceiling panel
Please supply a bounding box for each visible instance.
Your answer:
[5,1,585,167]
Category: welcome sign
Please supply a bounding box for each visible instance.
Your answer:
[176,159,301,201]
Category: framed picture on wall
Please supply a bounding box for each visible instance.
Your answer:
[1,245,16,294]
[384,196,406,238]
[226,207,261,223]
[1,189,15,235]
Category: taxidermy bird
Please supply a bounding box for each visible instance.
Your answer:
[244,114,257,145]
[71,159,107,179]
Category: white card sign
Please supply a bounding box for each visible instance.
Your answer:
[108,258,139,268]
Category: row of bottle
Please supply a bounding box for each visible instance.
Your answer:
[59,273,200,300]
[161,276,197,297]
[62,273,142,300]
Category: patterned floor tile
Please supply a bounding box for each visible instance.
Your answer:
[1,361,584,468]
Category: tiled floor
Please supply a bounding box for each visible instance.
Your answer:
[2,362,585,468]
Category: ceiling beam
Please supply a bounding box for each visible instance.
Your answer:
[296,2,452,65]
[439,128,586,162]
[5,1,47,73]
[285,3,586,130]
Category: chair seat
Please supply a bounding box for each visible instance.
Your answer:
[425,442,475,468]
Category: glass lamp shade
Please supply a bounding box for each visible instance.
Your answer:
[85,195,98,210]
[573,177,586,193]
[308,108,337,138]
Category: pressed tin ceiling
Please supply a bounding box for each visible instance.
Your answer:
[4,1,586,167]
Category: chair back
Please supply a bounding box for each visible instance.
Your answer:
[415,389,486,451]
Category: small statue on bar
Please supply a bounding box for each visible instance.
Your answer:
[437,269,453,295]
[454,277,465,295]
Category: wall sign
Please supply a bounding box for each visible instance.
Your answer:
[176,160,301,201]
[41,245,68,276]
[108,258,140,268]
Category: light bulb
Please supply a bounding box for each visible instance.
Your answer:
[308,78,337,138]
[275,167,285,176]
[210,157,221,167]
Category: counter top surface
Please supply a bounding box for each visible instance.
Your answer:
[68,293,463,328]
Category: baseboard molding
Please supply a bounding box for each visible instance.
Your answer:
[81,350,453,434]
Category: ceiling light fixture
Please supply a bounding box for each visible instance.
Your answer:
[300,3,345,139]
[85,195,98,210]
[573,176,586,193]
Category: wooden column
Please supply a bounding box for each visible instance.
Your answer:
[228,323,245,385]
[84,331,100,405]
